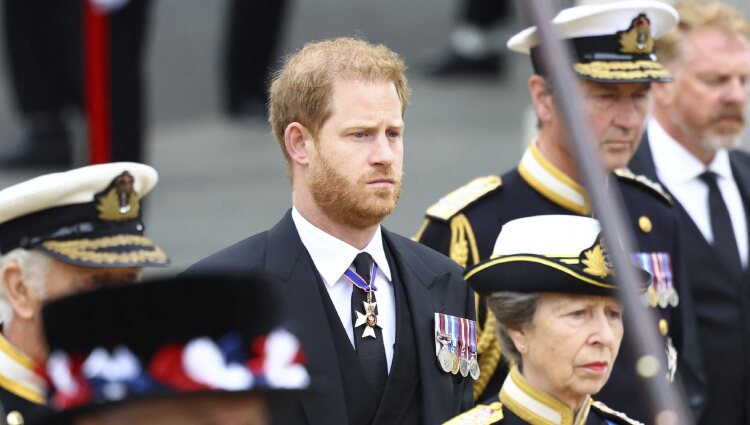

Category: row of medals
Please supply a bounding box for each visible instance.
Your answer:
[641,284,679,309]
[437,333,480,380]
[438,334,479,380]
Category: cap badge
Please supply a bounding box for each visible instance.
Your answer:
[581,235,614,278]
[96,171,140,221]
[619,14,654,54]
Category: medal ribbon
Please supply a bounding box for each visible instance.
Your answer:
[343,262,379,292]
[451,315,458,355]
[469,320,477,360]
[459,317,466,359]
[632,253,656,290]
[659,253,673,287]
[651,252,666,286]
[442,313,452,353]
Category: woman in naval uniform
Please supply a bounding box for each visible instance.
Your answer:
[446,215,646,425]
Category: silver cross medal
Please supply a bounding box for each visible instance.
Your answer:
[355,299,381,338]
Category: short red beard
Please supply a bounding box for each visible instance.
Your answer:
[309,153,403,229]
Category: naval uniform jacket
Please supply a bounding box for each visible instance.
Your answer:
[0,334,51,425]
[184,210,475,425]
[630,132,750,425]
[445,367,642,425]
[415,143,694,422]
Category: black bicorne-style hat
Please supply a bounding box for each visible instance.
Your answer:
[465,215,651,297]
[34,272,309,424]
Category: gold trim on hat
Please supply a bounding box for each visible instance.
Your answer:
[466,255,616,289]
[41,234,167,264]
[574,60,671,81]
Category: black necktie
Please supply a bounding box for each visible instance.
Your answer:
[700,171,743,274]
[350,252,388,400]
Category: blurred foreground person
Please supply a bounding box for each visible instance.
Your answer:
[448,215,647,424]
[32,273,309,425]
[0,163,168,424]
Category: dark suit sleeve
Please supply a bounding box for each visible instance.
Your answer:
[673,215,708,420]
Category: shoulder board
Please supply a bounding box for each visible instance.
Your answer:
[426,176,502,221]
[444,402,504,425]
[614,168,672,205]
[591,401,644,425]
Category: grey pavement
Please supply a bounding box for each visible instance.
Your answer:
[0,0,747,276]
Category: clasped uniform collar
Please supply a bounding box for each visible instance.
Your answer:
[291,207,392,287]
[518,142,591,215]
[0,332,46,405]
[500,366,593,425]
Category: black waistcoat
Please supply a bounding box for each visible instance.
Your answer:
[314,242,422,425]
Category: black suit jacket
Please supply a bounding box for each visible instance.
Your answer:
[183,210,475,425]
[630,133,750,424]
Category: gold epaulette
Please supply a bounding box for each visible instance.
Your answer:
[591,401,644,425]
[614,168,672,205]
[443,402,504,425]
[426,176,502,221]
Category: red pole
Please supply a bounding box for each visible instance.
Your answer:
[84,0,111,164]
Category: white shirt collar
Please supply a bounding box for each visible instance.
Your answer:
[291,207,392,287]
[648,118,734,184]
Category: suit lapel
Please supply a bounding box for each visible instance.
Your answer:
[382,229,454,424]
[265,211,349,425]
[631,132,660,181]
[730,153,750,277]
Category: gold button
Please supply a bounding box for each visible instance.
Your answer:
[7,411,24,425]
[639,216,652,233]
[659,319,669,336]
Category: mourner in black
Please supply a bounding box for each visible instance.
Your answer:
[446,215,645,425]
[184,38,474,425]
[33,273,309,425]
[629,2,750,423]
[415,1,704,422]
[0,163,168,425]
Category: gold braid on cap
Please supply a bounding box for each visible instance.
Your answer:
[573,60,671,81]
[42,235,167,264]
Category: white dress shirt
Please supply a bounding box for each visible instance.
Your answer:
[291,207,396,371]
[648,119,748,268]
